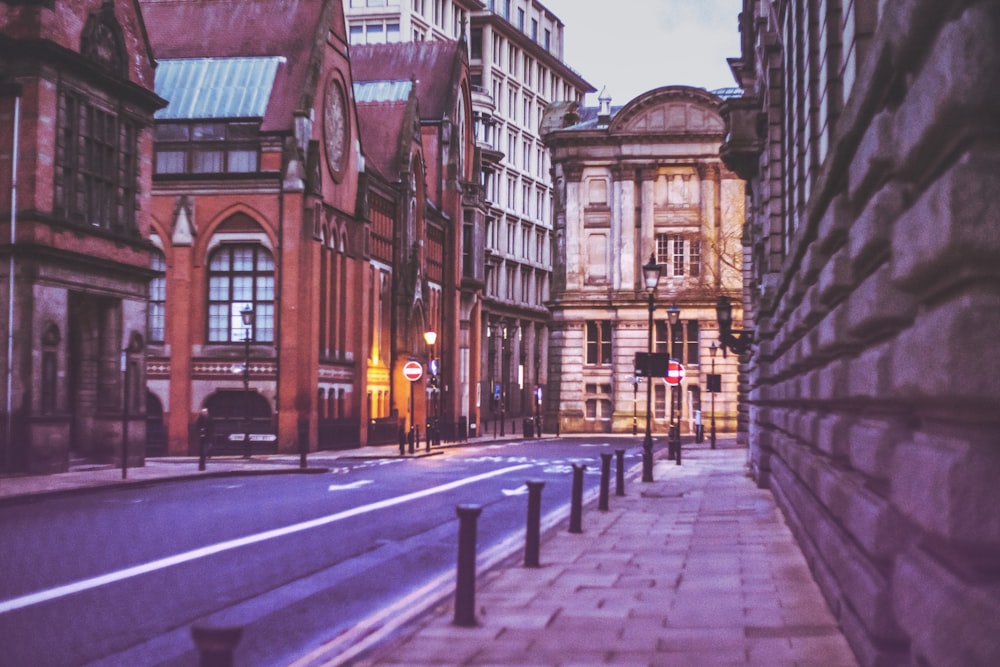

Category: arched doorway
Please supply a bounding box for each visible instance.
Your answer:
[204,390,275,455]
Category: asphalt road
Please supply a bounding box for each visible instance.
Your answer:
[0,438,640,666]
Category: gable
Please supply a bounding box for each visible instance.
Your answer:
[609,86,725,135]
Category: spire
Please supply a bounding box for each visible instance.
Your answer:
[597,86,612,126]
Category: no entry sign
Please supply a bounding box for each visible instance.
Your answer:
[403,360,423,382]
[665,360,685,386]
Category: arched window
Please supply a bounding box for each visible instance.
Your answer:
[148,249,166,343]
[207,244,275,342]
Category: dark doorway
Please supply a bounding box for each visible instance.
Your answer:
[204,390,275,454]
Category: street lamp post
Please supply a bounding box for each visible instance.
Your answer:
[241,304,254,459]
[665,304,681,463]
[641,254,661,482]
[709,340,718,449]
[629,376,639,436]
[424,330,437,451]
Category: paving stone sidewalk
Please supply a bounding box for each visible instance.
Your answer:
[355,445,858,667]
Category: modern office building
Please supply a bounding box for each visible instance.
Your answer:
[346,0,593,435]
[720,1,1000,664]
[542,86,745,436]
[0,0,164,472]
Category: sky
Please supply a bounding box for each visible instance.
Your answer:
[540,0,742,106]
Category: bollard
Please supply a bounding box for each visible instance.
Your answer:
[191,625,242,667]
[598,452,612,511]
[454,504,483,627]
[615,449,625,496]
[524,480,545,567]
[569,463,586,534]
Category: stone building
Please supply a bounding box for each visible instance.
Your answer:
[0,0,164,472]
[140,0,371,454]
[720,1,1000,664]
[542,86,745,436]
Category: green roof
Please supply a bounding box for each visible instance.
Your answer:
[155,57,283,120]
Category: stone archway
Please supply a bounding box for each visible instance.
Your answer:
[203,390,275,454]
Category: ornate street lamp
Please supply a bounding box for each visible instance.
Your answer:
[641,253,661,482]
[666,304,681,462]
[709,340,719,449]
[424,329,437,451]
[241,304,254,459]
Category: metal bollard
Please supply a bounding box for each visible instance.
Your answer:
[190,625,242,667]
[454,504,483,627]
[524,480,545,567]
[615,449,625,496]
[598,452,612,511]
[569,463,586,534]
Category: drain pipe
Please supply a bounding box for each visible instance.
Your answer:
[4,82,21,473]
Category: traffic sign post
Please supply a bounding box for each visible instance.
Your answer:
[403,361,423,454]
[664,360,684,465]
[665,360,685,386]
[403,360,423,382]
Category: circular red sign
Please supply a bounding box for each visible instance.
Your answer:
[665,360,686,386]
[403,360,423,382]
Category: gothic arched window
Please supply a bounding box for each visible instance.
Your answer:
[207,244,275,343]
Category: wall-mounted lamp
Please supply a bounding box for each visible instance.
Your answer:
[715,296,753,357]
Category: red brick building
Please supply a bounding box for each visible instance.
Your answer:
[352,40,483,445]
[140,0,370,454]
[0,0,164,472]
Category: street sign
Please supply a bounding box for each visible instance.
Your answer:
[707,373,722,393]
[665,360,686,386]
[227,433,277,442]
[403,360,423,382]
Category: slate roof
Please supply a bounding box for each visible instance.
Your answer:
[140,0,328,131]
[351,41,462,120]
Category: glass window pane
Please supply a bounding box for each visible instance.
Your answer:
[227,150,257,172]
[256,276,275,301]
[192,123,225,140]
[155,123,189,141]
[209,249,230,271]
[256,304,275,342]
[155,150,186,174]
[193,150,224,172]
[256,250,274,271]
[232,276,253,301]
[208,304,229,341]
[233,247,254,271]
[209,276,229,301]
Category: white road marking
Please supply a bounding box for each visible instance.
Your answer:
[327,480,374,491]
[0,463,533,615]
[501,485,528,496]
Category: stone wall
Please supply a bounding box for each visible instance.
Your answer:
[724,1,1000,664]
